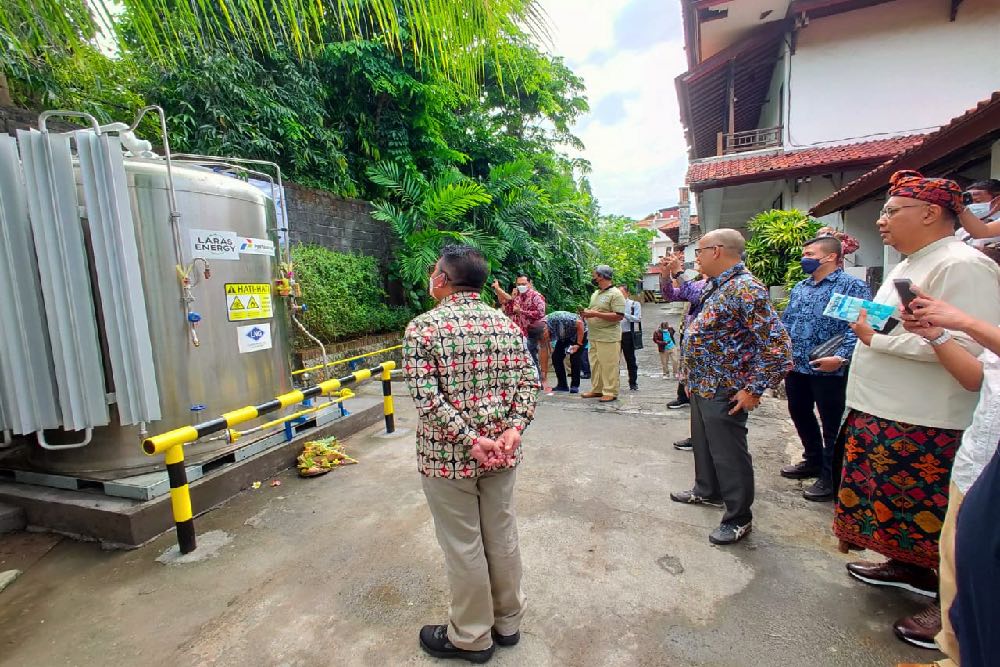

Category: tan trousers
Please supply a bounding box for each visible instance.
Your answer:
[421,469,526,651]
[659,349,680,377]
[589,340,621,398]
[936,482,964,666]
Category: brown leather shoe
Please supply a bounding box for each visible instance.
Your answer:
[893,602,941,650]
[846,560,938,597]
[599,395,617,402]
[580,392,603,399]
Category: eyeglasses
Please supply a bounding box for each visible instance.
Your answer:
[693,245,724,255]
[879,204,927,219]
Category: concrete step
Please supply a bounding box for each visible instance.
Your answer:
[0,502,25,533]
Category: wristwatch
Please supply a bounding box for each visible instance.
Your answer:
[928,331,953,346]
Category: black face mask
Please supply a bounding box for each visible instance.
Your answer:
[591,279,600,287]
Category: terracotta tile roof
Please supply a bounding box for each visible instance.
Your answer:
[658,216,699,232]
[686,135,927,191]
[811,91,1000,216]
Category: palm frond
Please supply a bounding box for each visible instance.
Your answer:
[421,181,492,225]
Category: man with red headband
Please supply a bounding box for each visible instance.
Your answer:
[834,170,1000,650]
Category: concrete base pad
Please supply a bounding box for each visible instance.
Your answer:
[0,503,25,533]
[0,396,383,548]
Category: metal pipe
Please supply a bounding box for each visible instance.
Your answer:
[292,345,403,377]
[36,427,93,451]
[142,362,392,455]
[38,110,101,134]
[128,107,198,348]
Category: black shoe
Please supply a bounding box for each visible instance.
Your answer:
[670,490,724,508]
[491,628,520,647]
[581,373,591,379]
[551,385,570,393]
[673,438,693,451]
[667,398,690,409]
[629,383,638,391]
[780,460,821,479]
[803,478,834,502]
[709,521,752,545]
[419,625,494,663]
[569,387,579,394]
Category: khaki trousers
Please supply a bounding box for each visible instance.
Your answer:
[659,349,679,376]
[589,340,621,398]
[936,482,964,666]
[421,469,526,651]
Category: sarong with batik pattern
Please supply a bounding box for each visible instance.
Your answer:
[833,409,959,569]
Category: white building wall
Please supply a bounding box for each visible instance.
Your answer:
[787,0,1000,147]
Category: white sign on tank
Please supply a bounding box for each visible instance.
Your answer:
[190,228,240,261]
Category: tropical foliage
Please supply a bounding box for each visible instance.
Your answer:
[744,209,821,287]
[592,215,656,289]
[2,0,547,93]
[2,0,608,337]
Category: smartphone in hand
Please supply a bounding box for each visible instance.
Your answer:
[893,279,917,313]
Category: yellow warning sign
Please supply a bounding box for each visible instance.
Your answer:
[225,283,273,321]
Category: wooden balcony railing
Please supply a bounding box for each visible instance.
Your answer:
[716,126,782,156]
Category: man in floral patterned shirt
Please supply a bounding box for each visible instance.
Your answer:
[403,245,539,663]
[670,229,792,546]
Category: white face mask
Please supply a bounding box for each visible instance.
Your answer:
[516,285,528,294]
[967,202,993,219]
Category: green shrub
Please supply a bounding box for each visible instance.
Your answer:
[291,244,413,346]
[744,209,821,286]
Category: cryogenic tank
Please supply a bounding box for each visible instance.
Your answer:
[27,158,292,477]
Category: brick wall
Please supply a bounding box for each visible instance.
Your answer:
[2,106,79,135]
[285,182,394,265]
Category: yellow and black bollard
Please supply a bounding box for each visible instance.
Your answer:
[165,444,196,553]
[381,361,396,434]
[143,361,396,553]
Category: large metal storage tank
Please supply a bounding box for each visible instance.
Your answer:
[28,159,292,477]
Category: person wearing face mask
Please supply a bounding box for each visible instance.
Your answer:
[493,275,547,382]
[778,235,871,502]
[954,179,1000,247]
[405,245,540,663]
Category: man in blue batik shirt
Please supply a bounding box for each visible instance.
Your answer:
[780,235,871,501]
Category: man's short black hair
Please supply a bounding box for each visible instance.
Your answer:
[804,235,843,259]
[439,245,488,290]
[516,273,531,281]
[969,179,1000,196]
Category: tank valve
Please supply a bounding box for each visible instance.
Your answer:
[293,303,307,314]
[188,311,202,323]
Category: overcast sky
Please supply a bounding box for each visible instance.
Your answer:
[537,0,689,220]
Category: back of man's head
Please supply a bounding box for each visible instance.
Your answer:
[440,245,488,290]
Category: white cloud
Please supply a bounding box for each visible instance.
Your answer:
[537,0,690,219]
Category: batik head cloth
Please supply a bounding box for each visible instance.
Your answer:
[888,170,963,214]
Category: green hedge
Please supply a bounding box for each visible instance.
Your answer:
[291,244,413,346]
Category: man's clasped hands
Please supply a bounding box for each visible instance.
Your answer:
[470,429,522,470]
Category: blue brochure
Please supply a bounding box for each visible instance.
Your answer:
[823,293,896,331]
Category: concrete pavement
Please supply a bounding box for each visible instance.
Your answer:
[0,304,937,666]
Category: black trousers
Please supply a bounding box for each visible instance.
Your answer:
[552,337,586,390]
[620,332,639,387]
[784,371,847,483]
[690,392,753,525]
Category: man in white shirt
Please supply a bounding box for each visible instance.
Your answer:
[837,170,1000,649]
[618,285,643,391]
